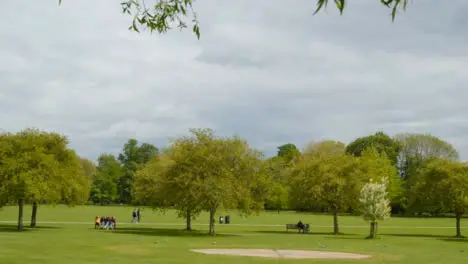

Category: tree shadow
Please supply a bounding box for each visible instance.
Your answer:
[254,230,358,236]
[382,233,453,239]
[0,224,61,233]
[440,237,468,243]
[112,227,236,238]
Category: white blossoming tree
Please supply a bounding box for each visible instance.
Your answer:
[359,177,392,238]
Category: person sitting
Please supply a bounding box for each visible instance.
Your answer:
[297,220,305,233]
[95,216,101,229]
[100,216,105,229]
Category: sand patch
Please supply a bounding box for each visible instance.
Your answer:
[191,248,371,259]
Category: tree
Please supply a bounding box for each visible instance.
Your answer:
[90,154,123,205]
[118,139,158,204]
[0,129,91,230]
[80,157,96,178]
[277,143,301,164]
[395,133,459,213]
[290,142,357,234]
[58,0,409,39]
[303,140,346,157]
[358,177,392,239]
[354,147,403,206]
[135,128,266,235]
[134,150,202,231]
[346,132,401,166]
[412,158,468,237]
[264,157,290,212]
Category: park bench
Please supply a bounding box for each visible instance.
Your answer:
[286,223,310,233]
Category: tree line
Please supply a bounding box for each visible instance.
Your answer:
[0,128,467,237]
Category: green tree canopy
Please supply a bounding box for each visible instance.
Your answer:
[90,154,124,205]
[118,139,158,204]
[0,128,90,230]
[290,143,356,234]
[135,128,267,235]
[276,143,301,164]
[346,132,401,166]
[411,158,468,237]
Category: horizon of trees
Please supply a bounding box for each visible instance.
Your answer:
[1,128,467,237]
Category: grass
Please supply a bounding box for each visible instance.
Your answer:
[0,205,466,264]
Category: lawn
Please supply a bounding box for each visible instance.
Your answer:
[0,205,466,264]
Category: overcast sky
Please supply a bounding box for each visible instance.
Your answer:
[1,0,468,161]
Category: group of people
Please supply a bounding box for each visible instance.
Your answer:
[131,208,141,223]
[95,216,117,230]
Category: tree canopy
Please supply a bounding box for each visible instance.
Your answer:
[0,128,91,230]
[134,128,268,235]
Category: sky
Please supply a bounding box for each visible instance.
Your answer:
[1,0,468,161]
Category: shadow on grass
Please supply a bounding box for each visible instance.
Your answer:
[254,230,358,236]
[112,227,237,238]
[440,237,468,243]
[0,224,61,233]
[383,233,454,239]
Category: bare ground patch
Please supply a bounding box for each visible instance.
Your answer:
[191,248,371,259]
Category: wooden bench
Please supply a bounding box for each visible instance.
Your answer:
[286,223,310,233]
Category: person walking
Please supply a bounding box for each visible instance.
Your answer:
[137,208,141,223]
[131,209,137,224]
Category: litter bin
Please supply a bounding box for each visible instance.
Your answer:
[219,216,224,224]
[225,215,230,224]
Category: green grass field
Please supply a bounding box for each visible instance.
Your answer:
[0,205,466,264]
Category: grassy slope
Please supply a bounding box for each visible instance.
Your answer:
[0,205,467,264]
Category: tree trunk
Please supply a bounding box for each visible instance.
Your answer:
[455,213,462,237]
[369,220,376,238]
[333,210,339,234]
[186,210,192,231]
[17,199,24,231]
[209,208,216,236]
[30,202,38,228]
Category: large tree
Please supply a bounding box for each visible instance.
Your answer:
[58,0,409,39]
[412,158,468,237]
[0,129,91,230]
[395,133,459,212]
[135,128,267,235]
[290,140,357,234]
[90,154,123,205]
[346,132,401,166]
[118,139,158,204]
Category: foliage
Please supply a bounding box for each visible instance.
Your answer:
[314,0,408,20]
[134,128,267,235]
[290,141,357,234]
[0,128,90,230]
[79,157,96,178]
[354,147,403,204]
[412,158,468,237]
[58,0,409,39]
[118,139,158,204]
[395,133,460,213]
[346,132,401,166]
[276,143,300,164]
[303,140,346,158]
[90,154,124,205]
[263,157,291,211]
[359,177,392,238]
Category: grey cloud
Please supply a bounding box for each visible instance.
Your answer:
[1,0,468,160]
